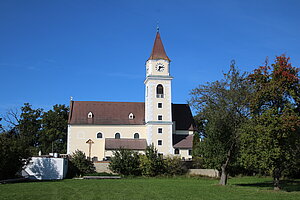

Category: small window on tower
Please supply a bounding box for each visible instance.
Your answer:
[158,128,163,133]
[158,115,162,120]
[88,112,93,119]
[175,149,179,154]
[158,103,162,108]
[158,140,162,145]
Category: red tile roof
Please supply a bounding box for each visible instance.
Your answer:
[68,101,196,131]
[68,101,145,125]
[148,32,170,61]
[105,138,147,150]
[173,134,193,149]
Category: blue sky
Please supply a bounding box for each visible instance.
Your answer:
[1,0,300,117]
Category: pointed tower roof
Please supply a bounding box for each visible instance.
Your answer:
[148,31,170,61]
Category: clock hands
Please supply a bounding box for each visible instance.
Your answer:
[158,65,164,71]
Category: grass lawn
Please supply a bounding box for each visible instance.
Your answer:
[0,176,299,200]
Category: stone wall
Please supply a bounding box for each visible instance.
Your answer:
[94,161,113,173]
[188,169,219,178]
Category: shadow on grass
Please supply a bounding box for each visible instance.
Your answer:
[235,180,300,192]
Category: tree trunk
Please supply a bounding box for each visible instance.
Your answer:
[219,143,235,185]
[273,168,281,191]
[219,164,228,185]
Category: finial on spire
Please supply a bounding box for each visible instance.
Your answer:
[156,21,159,32]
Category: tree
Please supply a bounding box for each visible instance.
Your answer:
[190,62,250,185]
[164,156,186,176]
[18,103,43,154]
[139,144,165,176]
[192,132,201,158]
[68,150,95,177]
[0,129,30,180]
[109,148,141,176]
[240,55,300,190]
[39,104,69,154]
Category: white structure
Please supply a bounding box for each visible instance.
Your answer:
[67,31,196,160]
[22,157,68,180]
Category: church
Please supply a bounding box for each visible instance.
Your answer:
[67,30,196,161]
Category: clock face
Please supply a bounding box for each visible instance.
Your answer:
[155,63,165,72]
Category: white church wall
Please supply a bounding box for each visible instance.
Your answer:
[68,125,146,160]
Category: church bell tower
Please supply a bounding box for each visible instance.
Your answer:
[145,30,173,155]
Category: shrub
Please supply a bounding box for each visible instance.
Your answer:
[164,156,186,176]
[140,144,165,176]
[109,148,141,176]
[67,150,95,177]
[0,131,30,180]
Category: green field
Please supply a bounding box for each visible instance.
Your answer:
[0,176,299,200]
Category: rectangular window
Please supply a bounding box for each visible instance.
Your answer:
[158,103,162,108]
[158,115,162,120]
[158,140,162,145]
[189,149,192,156]
[158,128,162,133]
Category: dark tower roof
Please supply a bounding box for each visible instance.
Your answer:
[148,31,170,61]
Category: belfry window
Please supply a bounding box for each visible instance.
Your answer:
[156,84,164,98]
[115,133,121,139]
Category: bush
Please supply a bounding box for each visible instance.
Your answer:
[164,156,186,176]
[67,150,95,177]
[0,131,30,180]
[109,148,140,176]
[140,144,165,176]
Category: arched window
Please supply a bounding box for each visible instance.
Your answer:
[174,148,179,154]
[134,133,139,139]
[97,132,102,139]
[115,133,121,139]
[156,84,164,98]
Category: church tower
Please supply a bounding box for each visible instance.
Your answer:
[145,30,173,155]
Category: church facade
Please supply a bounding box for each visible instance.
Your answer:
[67,31,196,161]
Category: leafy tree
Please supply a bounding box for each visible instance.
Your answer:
[109,148,141,176]
[0,118,3,132]
[68,150,95,177]
[164,156,186,176]
[140,144,165,176]
[240,55,300,190]
[39,104,69,154]
[192,132,201,158]
[0,130,30,180]
[190,62,250,185]
[18,103,43,154]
